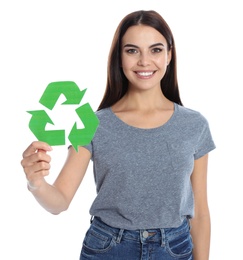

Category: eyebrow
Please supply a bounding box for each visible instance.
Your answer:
[123,43,165,48]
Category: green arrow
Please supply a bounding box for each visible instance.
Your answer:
[68,103,99,152]
[39,81,86,110]
[28,110,65,145]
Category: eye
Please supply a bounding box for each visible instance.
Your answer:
[125,48,138,54]
[151,48,163,53]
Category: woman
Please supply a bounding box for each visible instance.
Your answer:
[21,10,215,260]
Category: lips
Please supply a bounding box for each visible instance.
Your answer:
[135,71,155,78]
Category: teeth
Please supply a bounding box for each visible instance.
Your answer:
[137,72,153,76]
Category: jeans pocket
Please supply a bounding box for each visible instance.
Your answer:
[82,226,115,254]
[166,230,193,259]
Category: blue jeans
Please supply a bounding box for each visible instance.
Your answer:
[80,217,193,259]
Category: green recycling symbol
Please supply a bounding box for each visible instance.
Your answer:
[27,81,99,152]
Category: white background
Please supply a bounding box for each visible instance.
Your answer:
[0,0,242,259]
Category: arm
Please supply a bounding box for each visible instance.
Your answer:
[190,154,211,260]
[21,141,91,214]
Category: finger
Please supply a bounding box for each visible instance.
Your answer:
[21,151,51,168]
[38,149,47,154]
[22,141,52,158]
[24,160,51,177]
[24,161,51,183]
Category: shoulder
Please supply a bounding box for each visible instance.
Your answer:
[177,104,203,118]
[94,107,118,129]
[95,107,111,118]
[176,104,209,126]
[94,108,113,125]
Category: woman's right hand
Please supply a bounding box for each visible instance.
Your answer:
[21,141,53,191]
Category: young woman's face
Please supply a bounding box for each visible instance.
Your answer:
[121,25,171,91]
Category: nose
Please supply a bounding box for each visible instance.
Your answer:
[137,52,150,66]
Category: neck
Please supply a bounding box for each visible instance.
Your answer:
[114,87,171,111]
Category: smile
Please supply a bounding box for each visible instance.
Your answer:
[135,71,155,78]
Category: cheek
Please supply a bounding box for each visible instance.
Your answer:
[154,60,167,73]
[121,60,135,79]
[122,68,131,81]
[121,55,133,69]
[157,55,170,70]
[157,55,168,65]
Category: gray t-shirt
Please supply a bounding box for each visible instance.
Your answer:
[83,103,215,229]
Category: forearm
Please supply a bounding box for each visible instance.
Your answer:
[190,214,211,260]
[28,179,69,215]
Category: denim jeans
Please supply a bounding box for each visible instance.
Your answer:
[80,217,193,260]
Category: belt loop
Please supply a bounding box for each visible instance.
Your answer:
[90,215,94,224]
[187,216,191,231]
[116,229,124,244]
[160,228,165,247]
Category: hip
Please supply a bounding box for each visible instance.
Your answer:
[80,216,193,260]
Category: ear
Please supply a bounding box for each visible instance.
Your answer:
[167,49,172,66]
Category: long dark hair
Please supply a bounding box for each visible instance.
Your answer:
[98,10,182,110]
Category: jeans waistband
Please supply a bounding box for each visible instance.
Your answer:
[90,216,190,246]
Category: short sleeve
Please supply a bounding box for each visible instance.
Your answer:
[194,117,216,160]
[82,142,93,155]
[67,142,93,156]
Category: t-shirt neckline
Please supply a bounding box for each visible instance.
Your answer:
[108,102,178,132]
